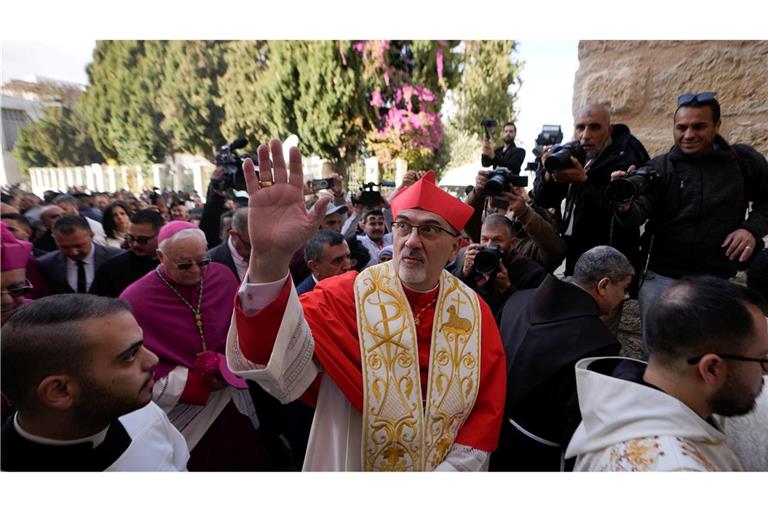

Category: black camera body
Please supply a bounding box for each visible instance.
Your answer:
[606,167,659,207]
[484,167,528,196]
[481,118,498,139]
[543,141,587,173]
[357,181,396,207]
[475,244,505,275]
[527,124,563,171]
[213,138,256,191]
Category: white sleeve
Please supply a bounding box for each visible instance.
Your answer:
[226,274,320,404]
[434,443,491,471]
[237,274,291,315]
[152,366,189,411]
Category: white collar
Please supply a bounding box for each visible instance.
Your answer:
[14,413,109,448]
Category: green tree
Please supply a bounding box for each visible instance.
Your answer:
[84,40,170,165]
[361,40,462,170]
[452,40,523,139]
[159,40,228,159]
[217,40,271,150]
[12,99,104,173]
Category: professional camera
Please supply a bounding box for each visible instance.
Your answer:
[213,138,257,191]
[484,167,529,196]
[358,181,396,207]
[480,119,498,139]
[543,141,587,173]
[605,167,659,207]
[527,124,563,171]
[474,244,505,275]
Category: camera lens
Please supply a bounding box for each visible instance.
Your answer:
[475,247,502,274]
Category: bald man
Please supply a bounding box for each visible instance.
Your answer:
[534,104,650,278]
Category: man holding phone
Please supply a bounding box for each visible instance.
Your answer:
[482,121,526,174]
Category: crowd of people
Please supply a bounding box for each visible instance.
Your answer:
[1,91,767,472]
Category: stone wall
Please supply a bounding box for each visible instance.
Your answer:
[573,40,768,158]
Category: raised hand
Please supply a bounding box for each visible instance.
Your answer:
[244,139,331,282]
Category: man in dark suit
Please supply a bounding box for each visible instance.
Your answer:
[296,229,351,295]
[92,209,165,297]
[37,215,123,295]
[208,207,249,281]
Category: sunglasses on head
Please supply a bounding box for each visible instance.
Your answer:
[677,91,717,106]
[1,280,34,298]
[124,233,158,245]
[175,258,211,271]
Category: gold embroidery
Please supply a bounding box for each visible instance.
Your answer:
[609,437,663,471]
[356,262,481,471]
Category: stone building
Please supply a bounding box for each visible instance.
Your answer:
[573,40,768,158]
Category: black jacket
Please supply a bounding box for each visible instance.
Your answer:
[615,136,768,279]
[450,247,547,317]
[208,238,238,280]
[92,251,158,297]
[37,244,124,294]
[489,275,620,471]
[534,124,650,275]
[482,143,526,173]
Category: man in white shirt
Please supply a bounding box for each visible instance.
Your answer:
[37,215,123,294]
[356,208,392,266]
[1,294,189,471]
[53,193,107,245]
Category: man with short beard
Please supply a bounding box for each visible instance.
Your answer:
[566,276,768,471]
[356,208,392,266]
[1,294,188,471]
[226,141,506,471]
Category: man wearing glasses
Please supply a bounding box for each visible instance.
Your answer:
[120,221,275,470]
[566,276,768,471]
[611,92,768,337]
[1,223,34,326]
[226,141,506,471]
[92,209,165,297]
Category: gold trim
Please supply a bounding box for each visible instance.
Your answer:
[356,262,481,471]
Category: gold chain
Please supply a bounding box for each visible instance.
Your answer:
[413,296,437,327]
[154,267,207,352]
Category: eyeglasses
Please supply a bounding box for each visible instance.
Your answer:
[174,258,211,271]
[677,91,717,106]
[124,233,158,246]
[1,280,33,298]
[687,353,768,372]
[391,220,459,240]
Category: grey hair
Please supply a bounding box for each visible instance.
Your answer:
[231,207,249,237]
[158,227,207,253]
[572,246,634,287]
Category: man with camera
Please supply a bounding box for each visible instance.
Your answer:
[482,121,526,174]
[610,92,768,336]
[533,104,650,277]
[451,213,547,316]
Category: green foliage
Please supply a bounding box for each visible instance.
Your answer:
[361,41,462,170]
[452,40,523,138]
[158,41,228,158]
[84,41,170,165]
[12,99,103,173]
[217,41,271,150]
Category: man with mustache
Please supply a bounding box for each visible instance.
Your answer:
[226,140,506,471]
[1,295,188,471]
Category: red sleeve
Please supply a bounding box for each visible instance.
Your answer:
[233,278,293,365]
[454,297,506,452]
[179,369,212,405]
